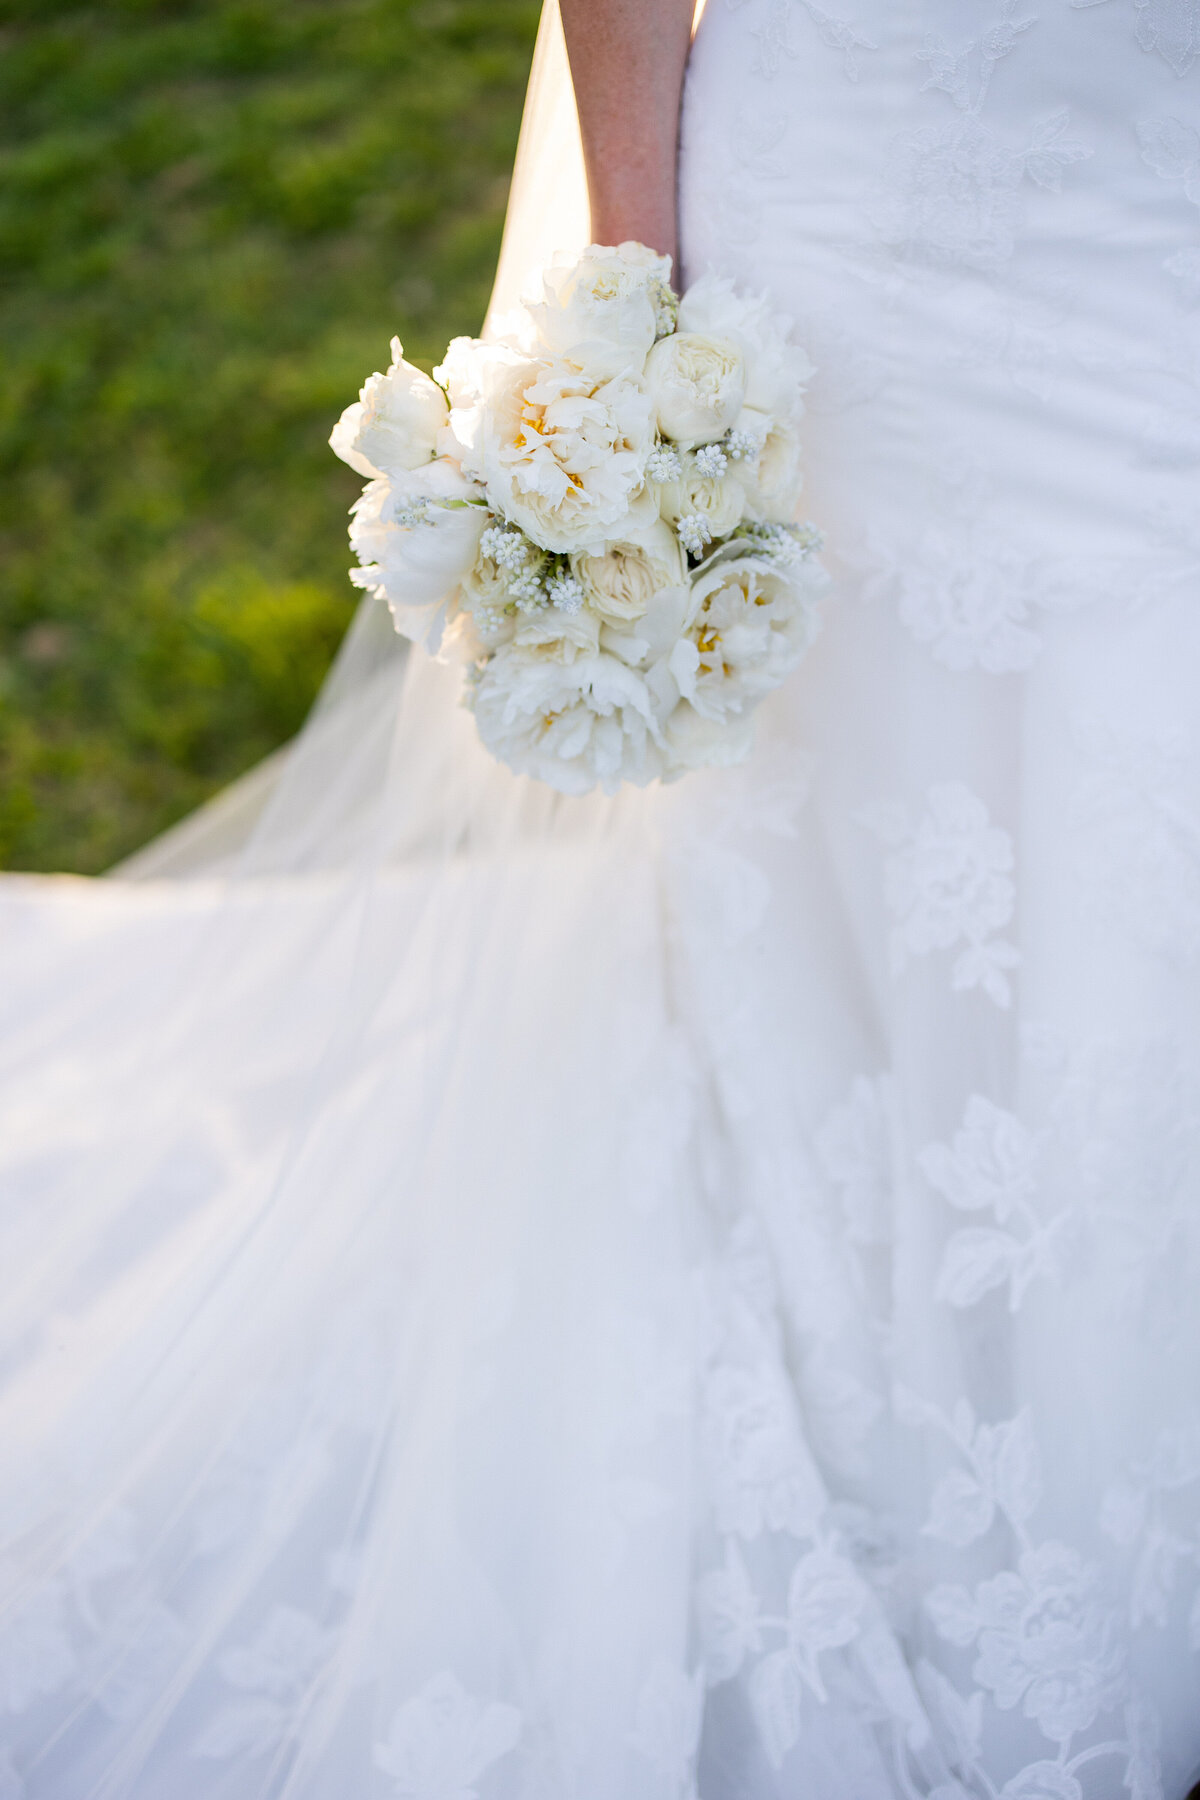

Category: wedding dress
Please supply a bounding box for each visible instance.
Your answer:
[2,0,1199,1795]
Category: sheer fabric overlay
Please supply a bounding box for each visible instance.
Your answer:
[2,1,1200,1796]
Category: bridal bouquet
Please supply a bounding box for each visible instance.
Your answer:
[331,242,827,794]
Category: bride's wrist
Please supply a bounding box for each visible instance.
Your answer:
[587,197,678,264]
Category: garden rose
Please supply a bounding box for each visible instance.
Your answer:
[678,274,812,420]
[571,520,686,622]
[736,408,804,522]
[644,331,746,446]
[657,466,747,542]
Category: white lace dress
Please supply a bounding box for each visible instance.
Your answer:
[1,2,1199,1797]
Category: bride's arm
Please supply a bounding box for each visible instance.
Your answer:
[559,0,697,265]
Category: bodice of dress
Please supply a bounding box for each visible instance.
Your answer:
[680,0,1200,630]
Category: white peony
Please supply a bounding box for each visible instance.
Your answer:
[571,520,686,622]
[526,242,673,379]
[657,466,747,543]
[512,604,601,661]
[330,338,448,480]
[664,698,756,770]
[472,647,665,794]
[450,347,654,553]
[678,275,812,421]
[348,458,485,649]
[666,552,826,745]
[644,331,746,447]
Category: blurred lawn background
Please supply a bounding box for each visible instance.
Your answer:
[0,0,540,871]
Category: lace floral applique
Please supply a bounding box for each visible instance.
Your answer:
[702,1355,827,1539]
[889,534,1192,672]
[798,1345,885,1478]
[750,0,877,81]
[698,102,792,250]
[629,1661,704,1796]
[897,538,1045,672]
[816,1074,893,1245]
[920,1096,1073,1311]
[927,1542,1127,1745]
[795,0,878,81]
[865,782,1021,1006]
[0,1506,186,1727]
[882,110,1090,271]
[1100,1428,1200,1640]
[1137,115,1200,205]
[1072,718,1200,964]
[373,1672,522,1800]
[192,1605,332,1762]
[1022,1023,1200,1327]
[1164,244,1200,297]
[1072,0,1200,75]
[697,1534,869,1748]
[876,7,1090,270]
[0,1573,76,1713]
[895,1390,1042,1551]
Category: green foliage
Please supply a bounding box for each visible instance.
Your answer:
[0,0,539,871]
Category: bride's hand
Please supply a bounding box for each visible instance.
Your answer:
[560,0,697,268]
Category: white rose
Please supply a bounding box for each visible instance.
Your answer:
[644,331,746,446]
[735,408,804,523]
[331,337,448,480]
[472,646,666,795]
[349,458,485,650]
[472,352,654,553]
[657,467,747,542]
[678,274,812,421]
[457,548,519,651]
[571,520,686,622]
[668,551,826,727]
[527,242,673,379]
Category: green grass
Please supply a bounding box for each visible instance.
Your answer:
[0,0,540,871]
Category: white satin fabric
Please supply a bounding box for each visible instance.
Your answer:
[3,3,1200,1797]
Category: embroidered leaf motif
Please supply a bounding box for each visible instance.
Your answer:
[920,1097,1037,1221]
[914,1657,985,1772]
[926,1583,981,1648]
[630,1661,703,1790]
[992,1409,1043,1526]
[784,1543,865,1697]
[193,1699,291,1762]
[936,1227,1022,1307]
[748,1648,804,1768]
[696,1541,762,1683]
[1137,116,1200,204]
[374,1672,521,1800]
[1188,1583,1200,1654]
[999,1761,1083,1799]
[925,1468,996,1547]
[1024,110,1091,191]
